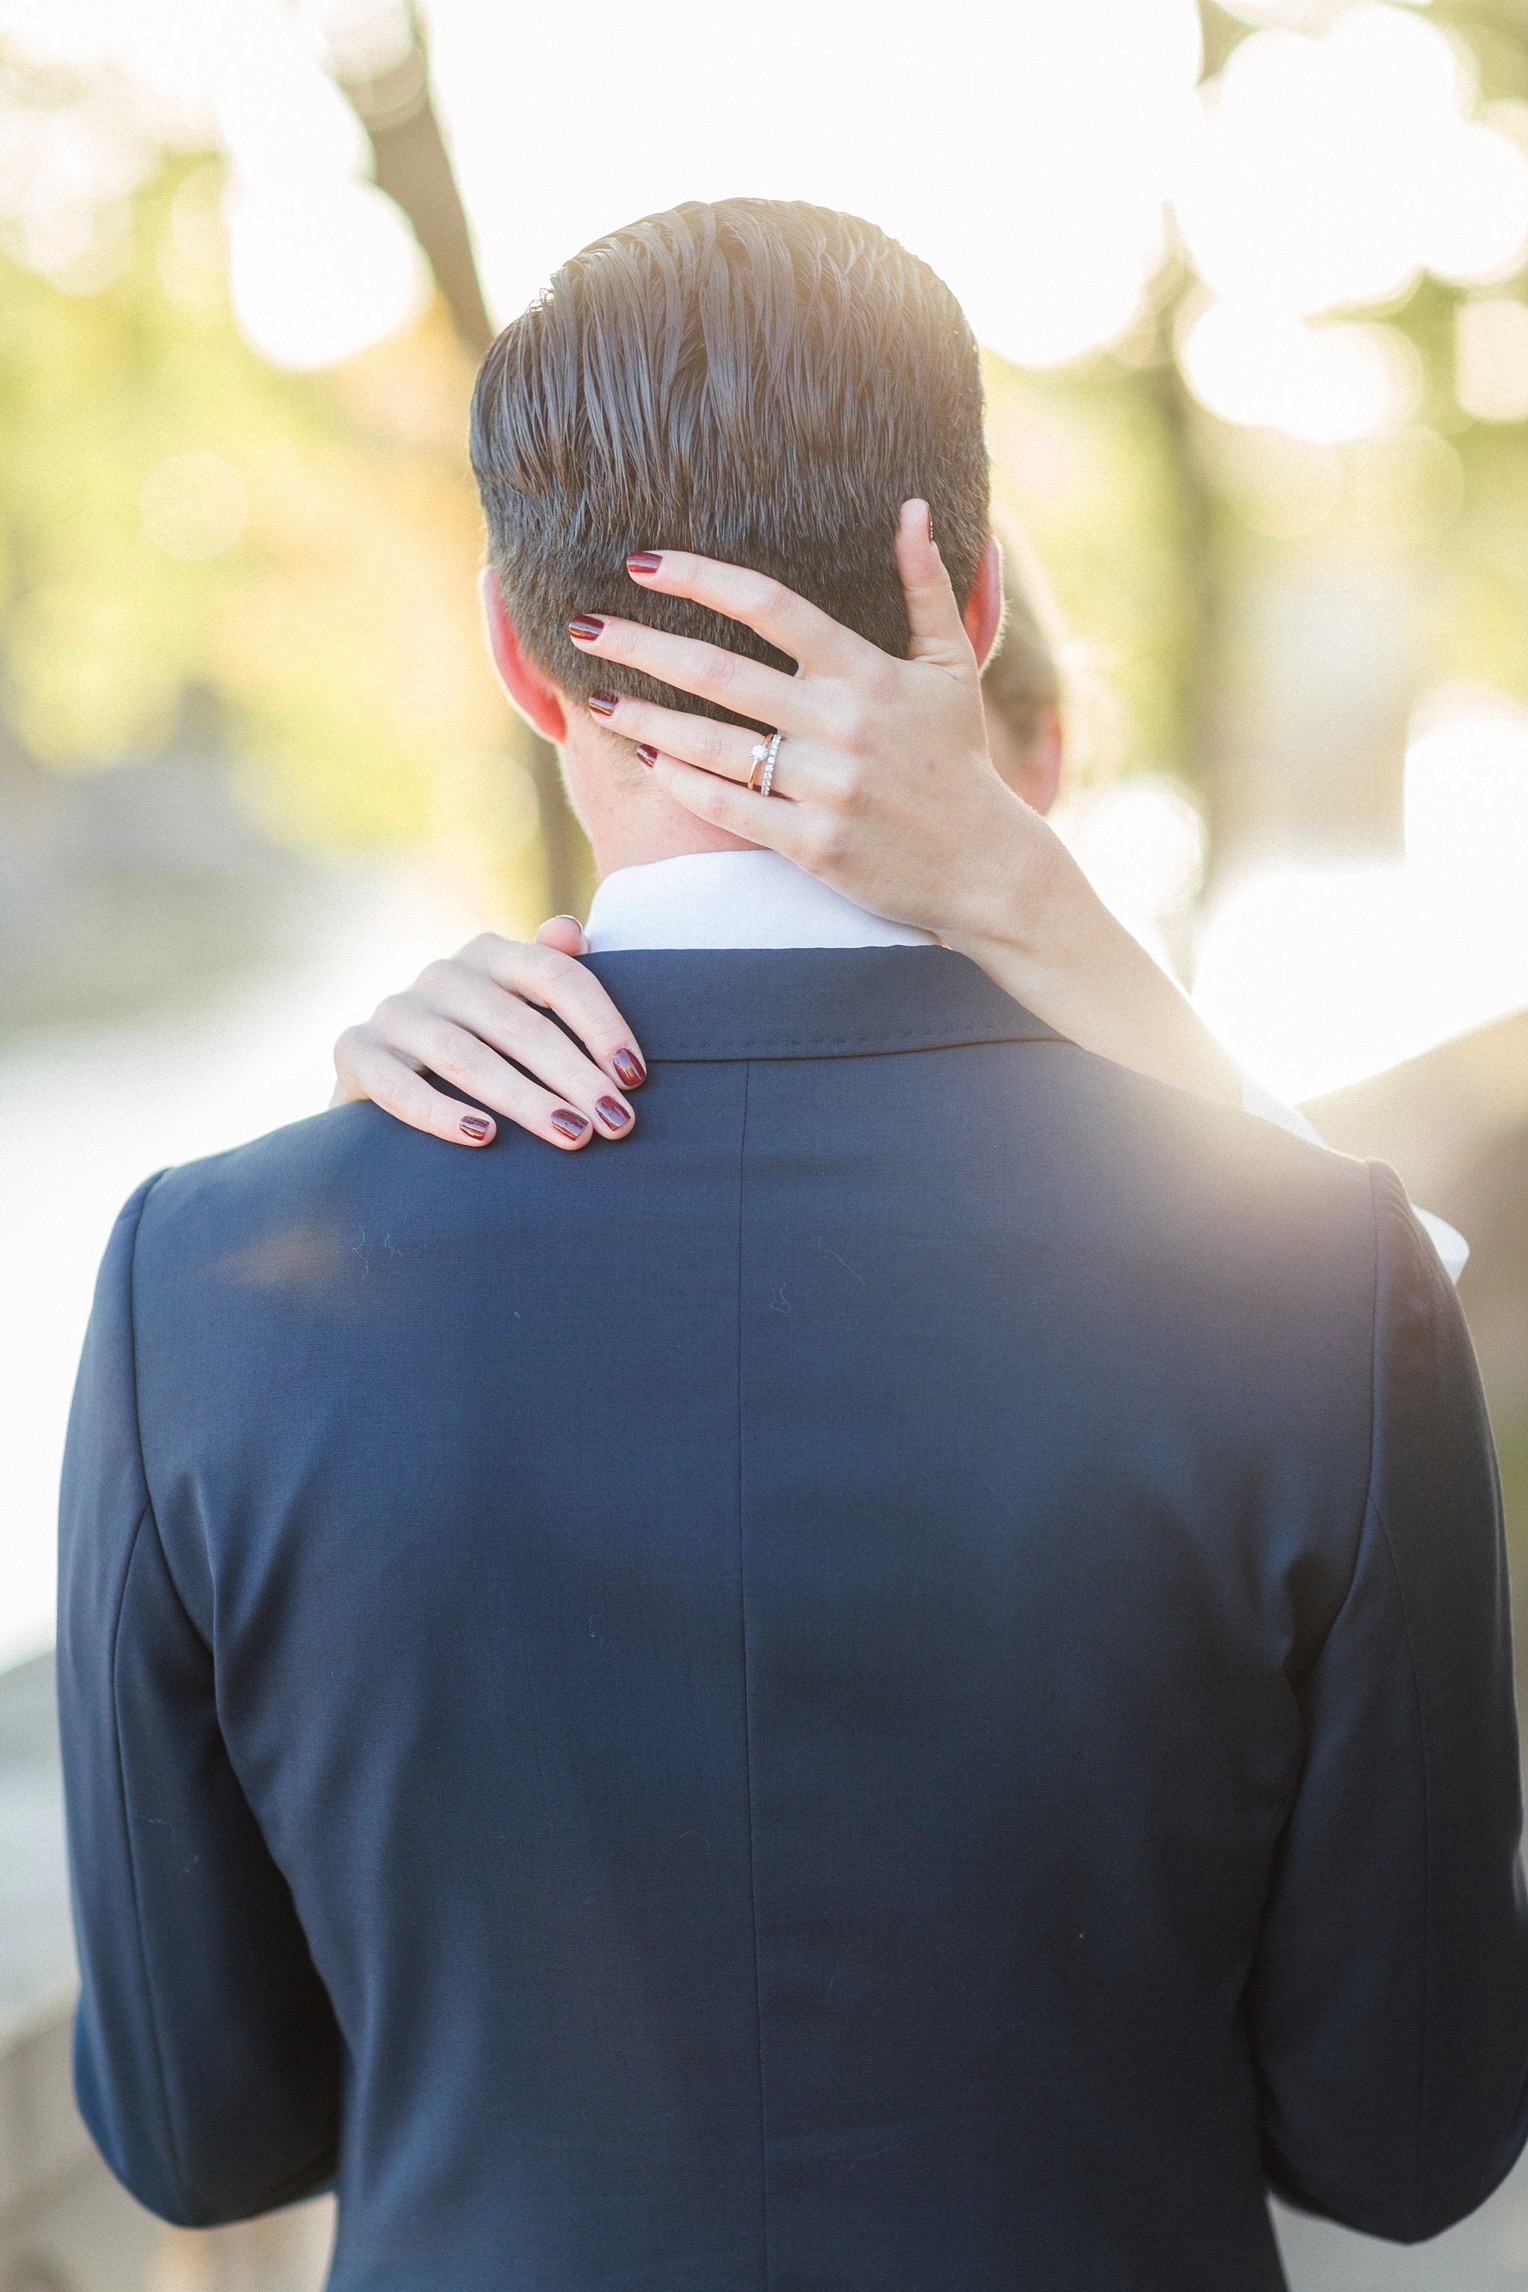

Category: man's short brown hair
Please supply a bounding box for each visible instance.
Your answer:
[469,199,990,725]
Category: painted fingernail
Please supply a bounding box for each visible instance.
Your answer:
[587,690,619,717]
[612,1049,646,1089]
[459,1113,492,1141]
[627,551,662,576]
[635,743,658,766]
[596,1096,632,1131]
[550,1108,590,1140]
[568,614,605,642]
[927,507,936,544]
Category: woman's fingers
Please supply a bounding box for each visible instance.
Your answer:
[366,995,631,1149]
[334,1028,502,1149]
[894,498,976,668]
[535,914,587,956]
[450,935,646,1093]
[393,973,637,1136]
[332,933,652,1153]
[617,514,970,677]
[643,751,812,859]
[585,687,831,794]
[623,550,868,678]
[569,613,803,731]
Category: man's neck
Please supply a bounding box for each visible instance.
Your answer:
[555,726,758,880]
[592,813,756,878]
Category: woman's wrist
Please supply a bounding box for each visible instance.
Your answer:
[939,791,1101,982]
[932,786,1063,957]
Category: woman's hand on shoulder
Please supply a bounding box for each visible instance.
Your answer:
[331,920,648,1150]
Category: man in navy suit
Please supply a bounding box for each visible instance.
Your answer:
[59,200,1528,2289]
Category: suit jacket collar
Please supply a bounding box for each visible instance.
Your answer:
[582,947,1066,1063]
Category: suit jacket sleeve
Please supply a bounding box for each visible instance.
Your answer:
[1251,1160,1528,2240]
[57,1176,340,2227]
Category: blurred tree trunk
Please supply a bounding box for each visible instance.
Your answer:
[337,28,490,357]
[1146,353,1238,877]
[334,13,593,922]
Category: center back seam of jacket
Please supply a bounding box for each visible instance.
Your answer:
[735,1057,771,2290]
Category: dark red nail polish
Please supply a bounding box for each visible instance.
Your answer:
[612,1049,646,1089]
[459,1113,491,1141]
[587,690,619,717]
[635,743,658,766]
[568,614,605,642]
[596,1096,632,1131]
[627,551,662,576]
[550,1108,589,1140]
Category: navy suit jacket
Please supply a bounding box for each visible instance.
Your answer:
[58,949,1528,2290]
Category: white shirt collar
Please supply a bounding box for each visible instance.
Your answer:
[583,849,936,953]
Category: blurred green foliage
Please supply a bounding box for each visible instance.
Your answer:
[0,146,506,850]
[5,6,1528,881]
[986,354,1202,787]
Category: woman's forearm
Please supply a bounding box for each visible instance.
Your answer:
[941,807,1243,1110]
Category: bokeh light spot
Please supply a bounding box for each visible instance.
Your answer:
[1456,296,1528,421]
[1060,776,1207,935]
[1178,301,1422,442]
[224,176,426,370]
[1194,688,1528,1100]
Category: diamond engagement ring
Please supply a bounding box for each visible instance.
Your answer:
[747,730,781,797]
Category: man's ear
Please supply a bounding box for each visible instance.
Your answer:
[478,569,568,744]
[962,535,1004,670]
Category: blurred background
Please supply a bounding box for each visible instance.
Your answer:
[2,0,1528,2283]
